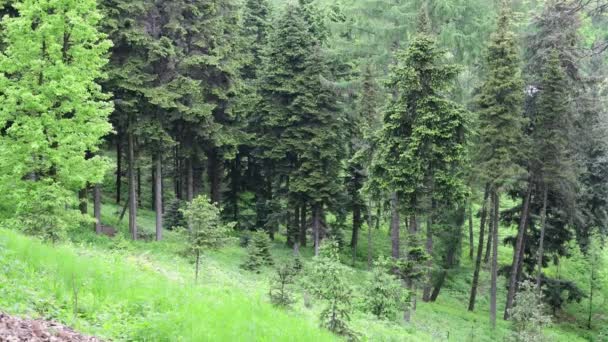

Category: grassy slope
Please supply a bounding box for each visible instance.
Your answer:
[0,199,604,341]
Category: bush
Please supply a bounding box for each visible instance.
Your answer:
[241,231,274,272]
[508,280,552,342]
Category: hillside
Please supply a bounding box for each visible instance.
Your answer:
[1,201,603,341]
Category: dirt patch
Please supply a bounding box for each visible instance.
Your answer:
[0,313,102,342]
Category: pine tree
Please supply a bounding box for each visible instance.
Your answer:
[470,4,526,325]
[241,231,274,272]
[363,256,409,320]
[0,0,112,241]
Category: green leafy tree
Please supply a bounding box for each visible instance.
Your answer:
[181,195,234,283]
[362,256,409,320]
[0,0,112,240]
[508,280,552,342]
[241,231,274,272]
[305,240,354,337]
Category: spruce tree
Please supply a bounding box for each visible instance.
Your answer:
[241,231,274,272]
[0,0,112,240]
[531,51,577,292]
[371,15,469,263]
[259,4,344,254]
[470,4,526,325]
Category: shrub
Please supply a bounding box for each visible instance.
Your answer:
[508,280,552,342]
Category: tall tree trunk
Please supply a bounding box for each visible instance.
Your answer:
[490,190,500,329]
[313,203,321,256]
[231,154,241,222]
[422,211,434,302]
[187,157,194,202]
[468,185,489,311]
[155,152,163,241]
[94,184,101,234]
[151,161,156,211]
[137,167,142,208]
[588,261,595,330]
[505,181,533,319]
[208,149,222,204]
[299,203,307,247]
[430,269,447,302]
[78,188,88,214]
[351,202,362,265]
[535,185,548,293]
[366,202,374,270]
[174,146,181,200]
[128,129,137,240]
[375,206,381,230]
[116,137,122,204]
[468,202,474,259]
[390,192,400,259]
[484,216,492,263]
[195,249,200,284]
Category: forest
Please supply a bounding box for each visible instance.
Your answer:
[0,0,607,341]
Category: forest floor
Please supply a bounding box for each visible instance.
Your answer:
[0,199,604,341]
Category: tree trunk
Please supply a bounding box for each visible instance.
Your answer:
[137,167,142,208]
[588,262,595,330]
[195,249,200,284]
[390,192,400,259]
[78,188,88,215]
[351,202,362,265]
[208,149,222,204]
[94,184,102,234]
[535,185,548,293]
[484,215,492,263]
[187,157,194,202]
[422,211,434,302]
[313,203,321,256]
[505,181,533,320]
[155,153,163,241]
[468,202,474,259]
[174,146,181,200]
[299,204,307,247]
[231,154,241,222]
[468,185,489,311]
[116,137,122,204]
[430,269,447,302]
[366,202,374,270]
[128,129,137,240]
[490,190,499,329]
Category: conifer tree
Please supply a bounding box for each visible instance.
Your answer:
[469,4,526,326]
[242,231,274,272]
[371,14,469,263]
[0,0,112,240]
[181,195,234,283]
[531,51,577,292]
[259,4,344,255]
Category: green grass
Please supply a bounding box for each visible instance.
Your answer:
[0,228,337,341]
[0,197,605,341]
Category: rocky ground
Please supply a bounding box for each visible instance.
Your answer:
[0,313,102,342]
